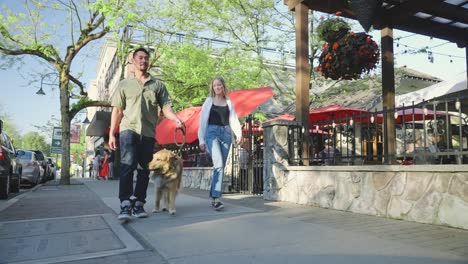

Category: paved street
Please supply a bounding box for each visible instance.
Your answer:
[0,179,467,264]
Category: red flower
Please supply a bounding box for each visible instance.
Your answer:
[332,42,339,50]
[317,32,380,80]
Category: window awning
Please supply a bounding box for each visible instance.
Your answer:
[86,111,111,137]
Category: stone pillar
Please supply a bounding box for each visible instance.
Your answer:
[262,120,299,200]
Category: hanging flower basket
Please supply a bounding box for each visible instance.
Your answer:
[316,17,351,43]
[317,32,380,80]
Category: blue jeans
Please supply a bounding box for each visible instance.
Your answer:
[108,162,113,179]
[118,130,155,203]
[205,125,232,198]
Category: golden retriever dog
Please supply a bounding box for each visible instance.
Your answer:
[148,149,183,215]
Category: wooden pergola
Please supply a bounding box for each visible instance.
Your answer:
[285,0,468,164]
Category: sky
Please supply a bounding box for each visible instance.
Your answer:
[0,2,466,137]
[0,0,102,136]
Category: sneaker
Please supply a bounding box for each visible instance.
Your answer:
[213,201,224,211]
[118,201,132,220]
[132,201,148,218]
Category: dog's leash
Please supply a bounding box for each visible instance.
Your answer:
[149,124,186,173]
[174,124,186,156]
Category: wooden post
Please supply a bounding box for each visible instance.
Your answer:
[381,27,396,164]
[295,3,310,165]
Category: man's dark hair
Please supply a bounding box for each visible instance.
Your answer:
[133,47,150,57]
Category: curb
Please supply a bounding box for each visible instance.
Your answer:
[0,183,42,213]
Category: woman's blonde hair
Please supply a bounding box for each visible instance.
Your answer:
[210,76,229,98]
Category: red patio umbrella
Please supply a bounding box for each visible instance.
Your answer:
[229,86,275,118]
[261,114,328,134]
[262,113,296,123]
[309,104,369,123]
[156,107,202,145]
[156,86,275,145]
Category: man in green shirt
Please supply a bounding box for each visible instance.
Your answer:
[109,47,183,221]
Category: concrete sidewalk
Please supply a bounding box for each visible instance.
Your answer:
[1,179,467,264]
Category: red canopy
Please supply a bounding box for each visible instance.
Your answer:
[378,108,446,123]
[309,104,368,123]
[156,86,275,145]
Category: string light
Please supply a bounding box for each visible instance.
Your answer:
[427,51,434,63]
[394,41,464,62]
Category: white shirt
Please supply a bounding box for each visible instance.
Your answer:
[198,96,242,146]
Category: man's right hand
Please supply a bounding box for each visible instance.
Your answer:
[109,135,117,150]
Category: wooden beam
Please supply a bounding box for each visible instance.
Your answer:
[295,3,310,164]
[389,17,468,47]
[384,0,444,20]
[284,0,305,11]
[386,0,468,25]
[292,0,468,47]
[381,27,396,164]
[301,0,352,16]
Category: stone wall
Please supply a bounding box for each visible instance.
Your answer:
[262,120,468,230]
[181,146,235,192]
[182,166,232,193]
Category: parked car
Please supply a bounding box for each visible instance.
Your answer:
[46,157,57,180]
[32,150,51,182]
[17,150,44,186]
[0,120,22,199]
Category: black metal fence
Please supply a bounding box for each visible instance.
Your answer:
[231,117,264,195]
[288,94,468,166]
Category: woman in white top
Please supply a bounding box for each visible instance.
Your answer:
[198,77,242,210]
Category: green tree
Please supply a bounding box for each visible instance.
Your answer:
[0,0,137,185]
[20,131,50,155]
[156,42,263,110]
[167,0,296,98]
[0,106,23,147]
[109,0,296,112]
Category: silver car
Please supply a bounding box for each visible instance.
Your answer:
[17,150,44,186]
[46,157,57,180]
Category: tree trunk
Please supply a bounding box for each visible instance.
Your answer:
[59,79,71,185]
